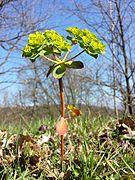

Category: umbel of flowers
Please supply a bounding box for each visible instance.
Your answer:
[23,27,105,78]
[22,27,105,169]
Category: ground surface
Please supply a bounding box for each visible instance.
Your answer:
[0,115,135,179]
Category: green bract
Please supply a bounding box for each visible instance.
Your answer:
[22,27,105,79]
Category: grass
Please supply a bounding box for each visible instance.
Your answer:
[0,114,135,179]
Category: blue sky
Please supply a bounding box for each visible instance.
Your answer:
[0,0,121,108]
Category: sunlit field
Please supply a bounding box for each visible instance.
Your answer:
[0,114,134,180]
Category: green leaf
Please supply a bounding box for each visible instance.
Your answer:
[52,64,66,79]
[86,52,98,59]
[67,36,73,41]
[66,61,84,69]
[29,54,39,62]
[39,50,47,56]
[67,36,78,45]
[46,65,55,78]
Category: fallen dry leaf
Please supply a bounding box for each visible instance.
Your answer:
[17,134,35,149]
[119,117,135,130]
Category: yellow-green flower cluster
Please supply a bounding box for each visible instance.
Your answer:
[22,27,106,79]
[23,44,33,56]
[22,27,105,62]
[28,32,45,46]
[22,30,71,61]
[44,30,71,53]
[22,43,39,60]
[67,27,105,57]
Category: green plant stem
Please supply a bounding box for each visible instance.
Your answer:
[63,51,70,61]
[66,50,85,61]
[58,78,65,170]
[42,55,58,63]
[53,54,61,62]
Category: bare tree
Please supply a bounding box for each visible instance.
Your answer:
[62,0,135,115]
[0,0,59,88]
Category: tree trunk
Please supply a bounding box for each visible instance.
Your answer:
[115,0,132,115]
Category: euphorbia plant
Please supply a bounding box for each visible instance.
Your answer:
[22,27,105,169]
